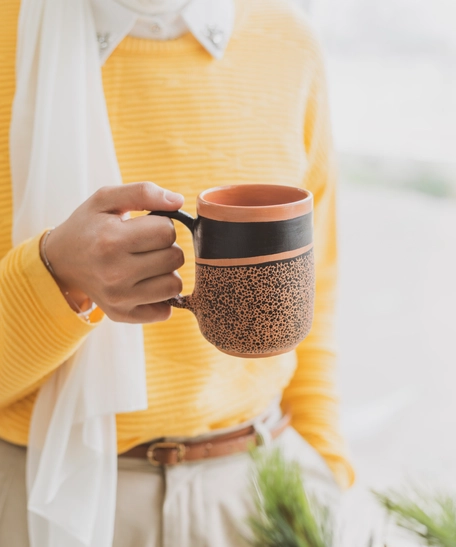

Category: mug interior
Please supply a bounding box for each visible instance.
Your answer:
[197,184,312,222]
[200,184,308,207]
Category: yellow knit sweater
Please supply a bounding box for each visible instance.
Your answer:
[0,0,354,487]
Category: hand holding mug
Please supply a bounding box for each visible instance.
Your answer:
[43,182,185,323]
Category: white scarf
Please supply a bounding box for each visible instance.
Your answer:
[10,1,148,546]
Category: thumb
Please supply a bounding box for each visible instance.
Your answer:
[93,182,184,214]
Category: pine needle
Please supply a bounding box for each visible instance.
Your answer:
[244,446,456,547]
[245,447,333,547]
[375,488,456,546]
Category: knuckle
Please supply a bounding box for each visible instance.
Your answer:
[101,283,124,307]
[154,303,173,322]
[138,181,157,203]
[92,186,111,205]
[170,245,185,269]
[104,268,124,289]
[164,223,177,247]
[140,181,168,206]
[147,303,173,324]
[96,227,118,258]
[151,218,176,248]
[158,246,183,274]
[123,308,140,324]
[166,272,183,296]
[137,181,149,201]
[127,303,172,325]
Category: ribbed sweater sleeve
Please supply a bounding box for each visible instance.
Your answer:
[281,43,355,489]
[0,233,98,412]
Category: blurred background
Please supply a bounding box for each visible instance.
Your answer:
[297,0,456,543]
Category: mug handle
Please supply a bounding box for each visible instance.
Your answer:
[148,210,196,312]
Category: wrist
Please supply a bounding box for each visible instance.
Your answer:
[39,228,92,313]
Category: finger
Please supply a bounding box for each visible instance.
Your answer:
[128,245,185,284]
[127,271,183,307]
[92,182,184,215]
[121,214,177,254]
[125,302,173,324]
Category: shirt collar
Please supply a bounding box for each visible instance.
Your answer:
[91,0,235,63]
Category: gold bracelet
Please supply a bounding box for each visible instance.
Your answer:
[41,228,56,276]
[41,228,96,321]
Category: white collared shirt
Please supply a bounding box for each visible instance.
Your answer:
[91,0,235,62]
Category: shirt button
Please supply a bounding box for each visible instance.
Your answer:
[203,25,225,48]
[149,21,163,34]
[97,33,113,51]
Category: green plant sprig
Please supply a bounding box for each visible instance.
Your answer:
[375,489,456,547]
[245,446,456,547]
[245,447,333,547]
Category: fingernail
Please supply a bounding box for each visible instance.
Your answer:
[165,190,184,204]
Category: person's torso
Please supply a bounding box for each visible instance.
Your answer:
[0,0,319,450]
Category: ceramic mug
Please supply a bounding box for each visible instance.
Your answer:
[150,184,314,358]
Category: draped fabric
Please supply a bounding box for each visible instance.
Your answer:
[10,1,148,545]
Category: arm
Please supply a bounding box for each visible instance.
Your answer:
[281,43,355,489]
[0,234,98,411]
[0,183,184,414]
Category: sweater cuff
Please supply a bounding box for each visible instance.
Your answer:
[21,231,103,336]
[326,455,356,490]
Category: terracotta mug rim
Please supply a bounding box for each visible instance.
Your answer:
[197,184,313,223]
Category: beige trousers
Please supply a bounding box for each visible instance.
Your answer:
[0,427,339,547]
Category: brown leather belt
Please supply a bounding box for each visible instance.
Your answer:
[120,411,291,466]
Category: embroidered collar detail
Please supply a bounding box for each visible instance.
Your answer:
[91,0,235,63]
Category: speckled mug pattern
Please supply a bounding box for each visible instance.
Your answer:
[171,249,315,358]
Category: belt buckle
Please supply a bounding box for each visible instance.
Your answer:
[147,441,186,466]
[254,422,273,447]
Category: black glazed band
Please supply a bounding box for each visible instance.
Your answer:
[194,213,313,259]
